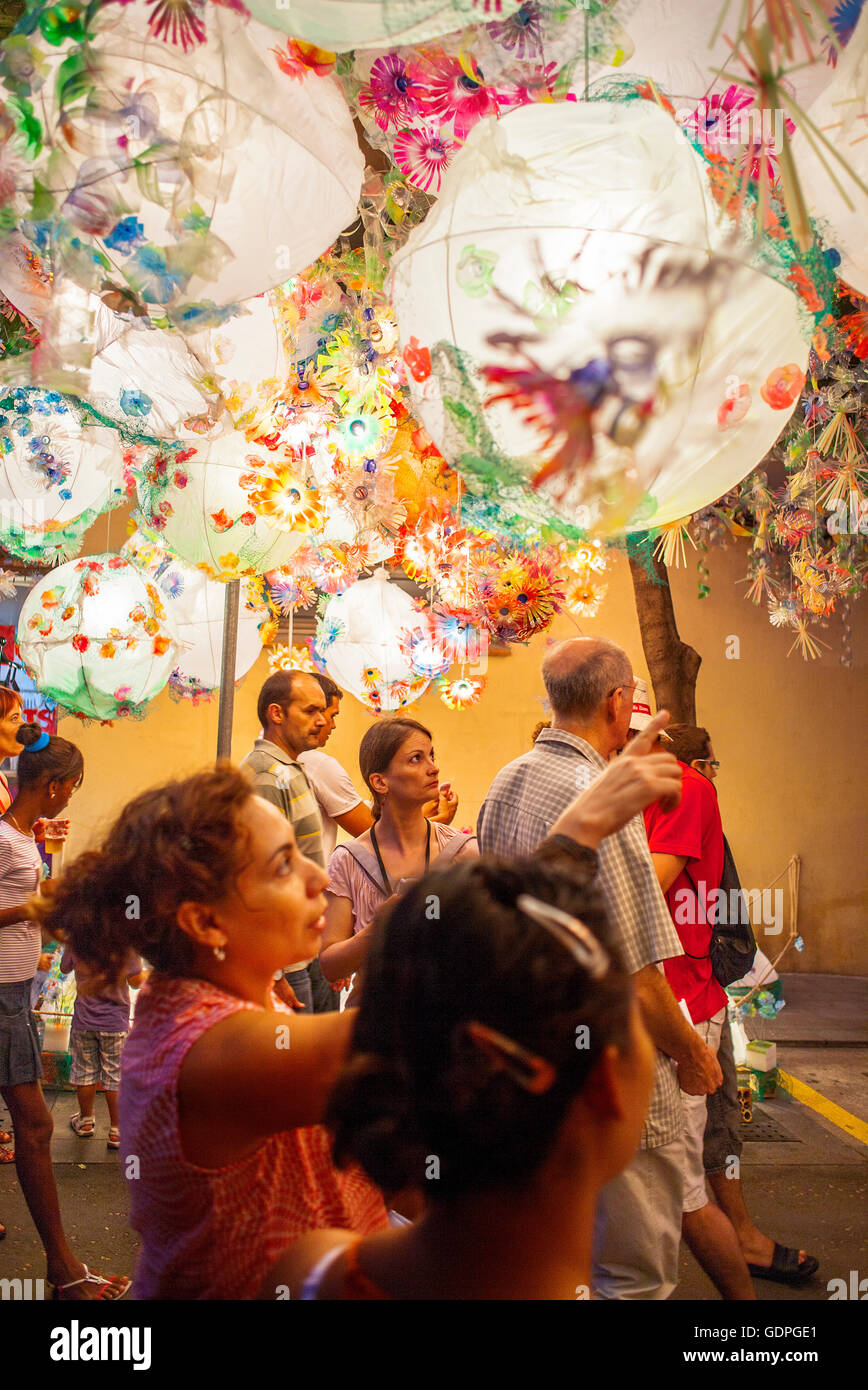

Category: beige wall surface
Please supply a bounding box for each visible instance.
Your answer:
[60,535,867,976]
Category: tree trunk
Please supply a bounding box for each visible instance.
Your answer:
[628,552,701,725]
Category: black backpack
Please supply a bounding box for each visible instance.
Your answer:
[682,835,757,988]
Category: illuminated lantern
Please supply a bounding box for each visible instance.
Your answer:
[314,568,431,711]
[0,388,125,562]
[390,102,809,536]
[238,0,524,50]
[132,423,309,580]
[17,555,181,722]
[121,531,269,703]
[3,3,364,326]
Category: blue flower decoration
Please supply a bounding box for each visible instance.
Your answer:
[119,389,153,418]
[104,216,146,254]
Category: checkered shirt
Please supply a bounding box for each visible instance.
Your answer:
[478,726,685,1149]
[241,739,325,868]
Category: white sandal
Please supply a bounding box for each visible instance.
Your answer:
[69,1113,95,1137]
[52,1265,131,1301]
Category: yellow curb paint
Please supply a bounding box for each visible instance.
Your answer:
[778,1069,868,1147]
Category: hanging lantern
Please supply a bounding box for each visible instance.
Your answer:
[314,568,432,711]
[389,101,810,537]
[121,531,269,704]
[3,3,364,327]
[788,6,868,294]
[131,423,309,580]
[17,555,181,722]
[0,387,126,563]
[237,0,525,51]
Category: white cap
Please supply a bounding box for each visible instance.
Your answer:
[629,677,673,741]
[629,677,654,731]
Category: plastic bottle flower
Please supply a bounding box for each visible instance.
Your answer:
[456,245,499,299]
[359,52,423,131]
[416,50,498,142]
[438,674,486,710]
[761,364,807,410]
[393,126,454,192]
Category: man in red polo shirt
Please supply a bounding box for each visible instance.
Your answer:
[642,699,754,1300]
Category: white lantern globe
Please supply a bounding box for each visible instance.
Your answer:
[239,0,524,51]
[133,421,310,580]
[389,101,810,535]
[0,387,126,562]
[788,6,868,294]
[315,568,432,711]
[8,4,364,323]
[17,554,181,722]
[121,531,268,702]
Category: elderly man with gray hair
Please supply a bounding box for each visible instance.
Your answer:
[478,636,722,1300]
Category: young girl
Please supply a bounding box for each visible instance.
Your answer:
[320,719,477,1000]
[60,946,146,1149]
[37,764,389,1299]
[0,723,128,1297]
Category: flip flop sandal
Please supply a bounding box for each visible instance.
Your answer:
[747,1244,819,1285]
[51,1266,132,1301]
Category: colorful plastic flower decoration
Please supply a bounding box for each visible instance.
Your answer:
[437,674,486,709]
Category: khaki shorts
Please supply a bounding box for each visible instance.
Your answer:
[592,1133,686,1300]
[681,1007,726,1213]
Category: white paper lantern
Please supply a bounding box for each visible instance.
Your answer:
[0,387,126,562]
[389,101,810,535]
[121,531,269,703]
[17,555,181,722]
[789,6,868,293]
[239,0,524,51]
[6,3,364,325]
[132,422,311,580]
[315,568,431,710]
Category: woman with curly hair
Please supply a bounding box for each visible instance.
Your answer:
[36,764,389,1300]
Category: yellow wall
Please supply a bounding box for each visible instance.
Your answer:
[61,524,868,975]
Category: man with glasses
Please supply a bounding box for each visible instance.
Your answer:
[478,636,721,1300]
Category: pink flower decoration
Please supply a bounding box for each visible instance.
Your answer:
[360,53,422,132]
[416,52,498,142]
[394,128,454,193]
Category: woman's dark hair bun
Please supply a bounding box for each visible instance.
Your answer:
[16,724,45,749]
[329,1055,426,1195]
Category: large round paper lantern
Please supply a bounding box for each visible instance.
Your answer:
[314,568,431,711]
[121,531,270,703]
[389,101,810,535]
[4,3,364,326]
[132,423,310,580]
[0,387,126,562]
[17,555,182,722]
[239,0,524,50]
[789,5,868,293]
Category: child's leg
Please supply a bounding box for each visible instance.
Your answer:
[98,1035,125,1134]
[103,1090,119,1127]
[69,1032,98,1125]
[75,1085,97,1120]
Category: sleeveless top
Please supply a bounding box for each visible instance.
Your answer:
[119,974,389,1299]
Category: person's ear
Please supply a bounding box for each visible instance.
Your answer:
[605,689,623,725]
[176,901,228,954]
[368,771,389,800]
[266,702,285,727]
[689,758,702,773]
[578,1045,628,1122]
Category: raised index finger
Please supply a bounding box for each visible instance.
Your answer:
[624,709,672,757]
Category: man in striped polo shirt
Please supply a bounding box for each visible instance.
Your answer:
[242,670,329,1013]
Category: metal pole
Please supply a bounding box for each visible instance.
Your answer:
[216,579,240,761]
